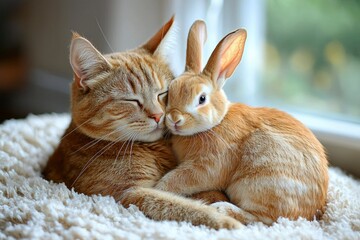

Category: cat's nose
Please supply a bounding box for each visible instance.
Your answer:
[149,113,163,123]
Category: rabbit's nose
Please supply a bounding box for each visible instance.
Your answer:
[174,119,182,126]
[167,112,184,126]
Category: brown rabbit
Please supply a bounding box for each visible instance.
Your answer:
[154,20,329,225]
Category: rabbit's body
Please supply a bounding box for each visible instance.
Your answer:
[166,103,328,224]
[155,20,328,225]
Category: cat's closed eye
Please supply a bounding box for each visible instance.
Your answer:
[124,99,143,108]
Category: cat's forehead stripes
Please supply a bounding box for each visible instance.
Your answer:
[126,73,138,94]
[124,61,144,93]
[137,54,166,91]
[144,57,166,90]
[108,52,166,94]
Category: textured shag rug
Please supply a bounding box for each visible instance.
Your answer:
[0,114,359,240]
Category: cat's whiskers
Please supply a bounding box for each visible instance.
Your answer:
[70,127,125,156]
[124,132,139,182]
[122,133,139,187]
[112,130,135,170]
[82,130,117,149]
[71,134,125,187]
[96,18,126,70]
[128,133,139,163]
[69,134,105,156]
[96,18,115,53]
[112,132,140,195]
[120,132,137,172]
[60,118,92,141]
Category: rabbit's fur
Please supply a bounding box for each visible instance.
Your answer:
[155,20,328,225]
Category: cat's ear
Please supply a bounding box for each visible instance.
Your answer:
[141,16,175,57]
[69,32,111,90]
[203,29,247,89]
[186,20,207,74]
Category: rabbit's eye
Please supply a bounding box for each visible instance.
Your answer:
[199,94,206,105]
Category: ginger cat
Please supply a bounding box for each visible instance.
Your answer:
[155,20,329,225]
[43,17,240,230]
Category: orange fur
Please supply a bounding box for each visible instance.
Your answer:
[43,17,241,230]
[155,20,329,225]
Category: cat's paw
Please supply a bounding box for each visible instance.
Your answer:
[210,214,243,230]
[211,201,258,224]
[211,201,240,215]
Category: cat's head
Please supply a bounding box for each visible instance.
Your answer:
[69,17,175,142]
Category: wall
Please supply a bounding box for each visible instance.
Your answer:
[22,0,172,79]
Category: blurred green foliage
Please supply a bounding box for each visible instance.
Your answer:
[262,0,360,123]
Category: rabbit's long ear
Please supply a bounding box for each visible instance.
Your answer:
[186,20,207,73]
[203,29,247,88]
[142,16,175,56]
[70,32,111,90]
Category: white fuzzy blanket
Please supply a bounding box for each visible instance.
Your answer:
[1,114,359,240]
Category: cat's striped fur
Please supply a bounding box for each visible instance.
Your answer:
[43,17,241,229]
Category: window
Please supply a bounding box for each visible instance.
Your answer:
[168,0,360,177]
[262,0,360,124]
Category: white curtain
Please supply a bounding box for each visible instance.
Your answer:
[163,0,266,105]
